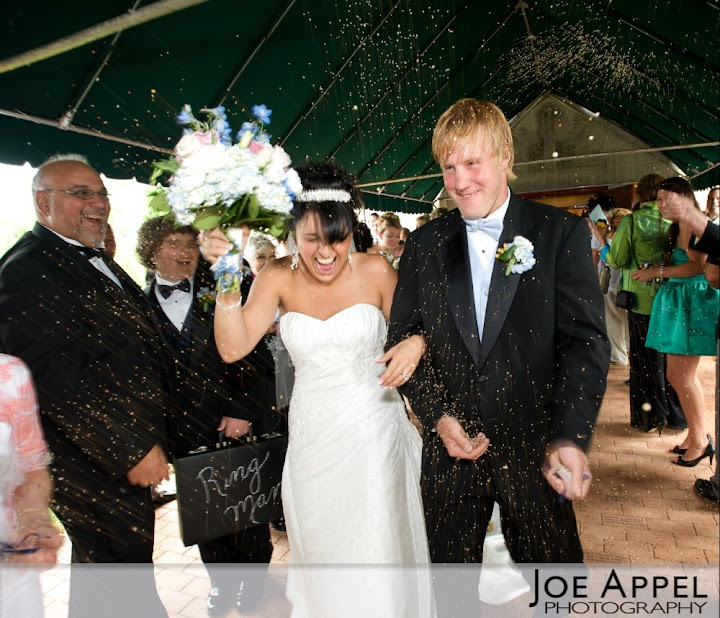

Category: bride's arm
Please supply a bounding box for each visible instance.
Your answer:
[214,260,283,362]
[373,256,426,387]
[377,334,426,387]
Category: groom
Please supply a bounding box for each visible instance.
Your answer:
[388,98,609,564]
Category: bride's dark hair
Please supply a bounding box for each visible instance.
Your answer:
[288,162,360,244]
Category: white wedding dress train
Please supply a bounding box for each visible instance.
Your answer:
[279,303,434,618]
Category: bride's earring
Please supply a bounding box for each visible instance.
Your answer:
[291,250,299,271]
[347,253,353,270]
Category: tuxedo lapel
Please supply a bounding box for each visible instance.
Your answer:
[435,214,481,365]
[32,223,150,312]
[32,223,107,284]
[477,197,534,369]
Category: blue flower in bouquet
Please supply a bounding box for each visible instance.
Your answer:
[149,103,302,293]
[496,236,536,275]
[176,104,194,126]
[210,253,253,295]
[252,104,272,124]
[238,121,258,139]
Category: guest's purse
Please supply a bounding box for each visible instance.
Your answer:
[598,264,611,295]
[615,289,636,310]
[173,432,287,546]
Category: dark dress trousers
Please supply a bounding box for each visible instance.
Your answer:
[0,223,170,616]
[388,197,610,564]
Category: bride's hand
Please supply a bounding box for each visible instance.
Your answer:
[377,334,425,387]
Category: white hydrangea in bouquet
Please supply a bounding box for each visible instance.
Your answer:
[149,104,302,293]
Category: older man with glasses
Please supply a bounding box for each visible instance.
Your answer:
[0,155,171,617]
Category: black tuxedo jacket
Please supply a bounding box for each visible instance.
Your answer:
[388,196,609,455]
[0,223,169,500]
[145,276,276,456]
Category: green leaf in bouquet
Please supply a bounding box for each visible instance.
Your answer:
[268,222,284,237]
[247,194,260,220]
[148,191,171,215]
[228,195,249,220]
[149,158,180,185]
[192,207,225,230]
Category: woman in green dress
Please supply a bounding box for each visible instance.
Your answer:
[635,177,718,467]
[596,173,685,432]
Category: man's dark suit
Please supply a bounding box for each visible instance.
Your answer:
[0,223,169,615]
[388,196,609,564]
[145,271,275,593]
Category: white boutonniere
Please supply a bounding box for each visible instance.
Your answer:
[496,235,536,275]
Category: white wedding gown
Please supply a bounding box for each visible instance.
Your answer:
[279,303,434,617]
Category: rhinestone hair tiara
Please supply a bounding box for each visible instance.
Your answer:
[295,188,351,203]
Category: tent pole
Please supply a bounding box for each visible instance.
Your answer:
[0,107,172,154]
[358,141,720,188]
[0,0,210,75]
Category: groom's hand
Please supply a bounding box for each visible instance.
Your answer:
[436,415,489,460]
[542,440,592,501]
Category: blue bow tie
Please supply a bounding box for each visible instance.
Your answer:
[464,218,503,242]
[157,279,191,299]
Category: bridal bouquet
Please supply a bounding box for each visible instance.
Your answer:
[149,104,302,293]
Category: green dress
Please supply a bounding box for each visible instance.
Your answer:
[646,247,719,356]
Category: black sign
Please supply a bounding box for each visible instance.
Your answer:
[174,435,287,546]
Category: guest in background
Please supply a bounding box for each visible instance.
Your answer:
[603,208,633,366]
[657,186,719,502]
[245,234,277,276]
[633,178,718,467]
[415,214,430,228]
[588,195,616,271]
[705,186,719,224]
[243,232,289,532]
[137,217,274,616]
[595,173,686,433]
[353,221,374,252]
[367,212,403,269]
[430,205,450,220]
[368,211,381,244]
[102,223,117,259]
[1,354,63,618]
[0,155,170,618]
[400,227,411,245]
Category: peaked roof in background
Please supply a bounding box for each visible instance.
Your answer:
[0,0,717,214]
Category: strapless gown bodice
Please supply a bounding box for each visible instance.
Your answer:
[278,303,433,617]
[281,304,405,451]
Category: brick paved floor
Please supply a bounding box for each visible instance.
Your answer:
[39,358,718,617]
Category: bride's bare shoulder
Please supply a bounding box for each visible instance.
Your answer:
[255,255,293,286]
[355,252,395,278]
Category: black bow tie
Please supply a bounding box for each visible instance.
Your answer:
[157,279,191,299]
[75,245,106,259]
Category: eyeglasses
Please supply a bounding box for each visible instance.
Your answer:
[162,238,200,251]
[41,188,111,201]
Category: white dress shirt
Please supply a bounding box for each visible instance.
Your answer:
[464,192,510,340]
[154,275,193,331]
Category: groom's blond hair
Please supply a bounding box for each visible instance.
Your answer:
[432,98,516,181]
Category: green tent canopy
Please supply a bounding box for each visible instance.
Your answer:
[0,0,717,213]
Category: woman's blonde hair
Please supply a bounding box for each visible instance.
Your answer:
[376,212,402,234]
[432,98,516,181]
[607,208,632,237]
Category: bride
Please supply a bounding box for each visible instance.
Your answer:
[214,163,434,617]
